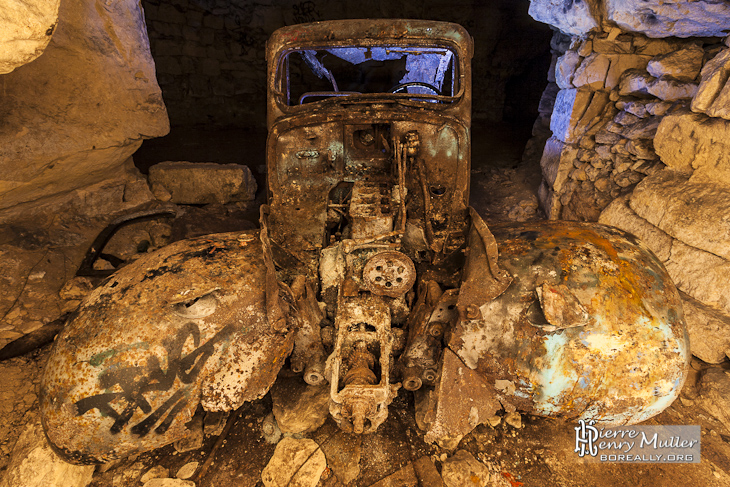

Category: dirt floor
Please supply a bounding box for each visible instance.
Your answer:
[1,123,729,486]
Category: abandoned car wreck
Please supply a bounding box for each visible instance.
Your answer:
[2,1,730,486]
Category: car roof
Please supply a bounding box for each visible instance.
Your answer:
[267,19,473,57]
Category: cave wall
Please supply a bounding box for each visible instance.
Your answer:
[0,0,169,216]
[529,0,730,362]
[141,0,553,128]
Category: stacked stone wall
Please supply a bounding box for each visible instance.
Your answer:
[528,0,730,363]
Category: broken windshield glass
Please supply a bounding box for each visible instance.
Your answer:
[278,46,458,105]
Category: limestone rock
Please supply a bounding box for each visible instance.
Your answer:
[0,418,95,487]
[261,437,326,487]
[176,462,199,480]
[629,170,730,261]
[142,480,195,487]
[647,77,698,101]
[440,450,492,487]
[320,433,361,485]
[592,34,633,54]
[528,0,599,36]
[622,116,660,139]
[572,53,610,90]
[369,463,418,487]
[148,162,257,205]
[140,466,170,484]
[270,376,329,435]
[598,194,672,261]
[550,89,594,143]
[413,457,445,487]
[698,368,730,433]
[538,179,561,219]
[0,0,168,211]
[0,0,60,73]
[692,48,730,117]
[618,69,654,97]
[555,51,581,90]
[606,0,730,38]
[605,54,651,90]
[681,292,730,364]
[540,137,577,197]
[655,110,730,185]
[646,46,704,81]
[664,239,730,318]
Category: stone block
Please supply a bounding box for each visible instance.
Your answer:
[617,69,654,97]
[538,179,561,220]
[606,0,730,38]
[605,54,651,90]
[550,88,594,143]
[572,53,610,90]
[681,292,730,364]
[629,170,730,262]
[540,137,578,194]
[555,51,581,89]
[647,77,698,101]
[692,48,730,119]
[0,0,60,73]
[622,116,660,139]
[646,46,704,81]
[664,238,730,318]
[592,34,633,54]
[148,161,257,205]
[528,0,599,36]
[654,109,730,185]
[598,194,672,261]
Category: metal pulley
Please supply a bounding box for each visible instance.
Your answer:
[362,251,416,298]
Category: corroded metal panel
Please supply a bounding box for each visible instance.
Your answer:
[40,231,294,464]
[449,221,689,425]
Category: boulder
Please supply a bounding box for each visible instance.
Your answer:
[681,293,730,364]
[148,162,257,205]
[692,48,730,118]
[606,0,730,38]
[629,170,730,261]
[646,46,704,81]
[528,0,599,36]
[654,111,730,185]
[0,0,60,73]
[0,418,95,487]
[0,0,168,211]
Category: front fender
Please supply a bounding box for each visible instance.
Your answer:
[451,220,689,425]
[40,230,294,464]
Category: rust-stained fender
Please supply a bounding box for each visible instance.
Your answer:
[450,220,689,425]
[40,231,295,464]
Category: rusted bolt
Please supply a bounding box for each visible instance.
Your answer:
[465,305,481,320]
[428,322,445,338]
[422,369,438,383]
[403,376,422,392]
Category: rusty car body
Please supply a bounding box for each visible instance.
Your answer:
[40,19,689,463]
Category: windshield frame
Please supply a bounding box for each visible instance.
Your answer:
[274,43,462,107]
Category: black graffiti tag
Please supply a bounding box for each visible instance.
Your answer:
[75,322,235,437]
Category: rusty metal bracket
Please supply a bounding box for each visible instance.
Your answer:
[76,207,178,277]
